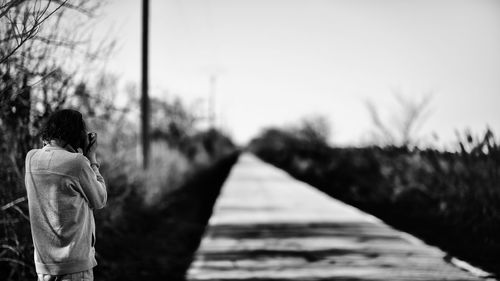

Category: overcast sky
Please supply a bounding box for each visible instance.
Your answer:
[97,0,500,147]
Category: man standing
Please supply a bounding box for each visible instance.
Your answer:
[25,109,107,281]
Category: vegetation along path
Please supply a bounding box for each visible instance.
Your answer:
[187,153,485,281]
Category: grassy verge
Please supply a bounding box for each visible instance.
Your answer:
[94,150,240,280]
[249,128,500,278]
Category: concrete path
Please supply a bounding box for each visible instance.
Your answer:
[187,153,484,281]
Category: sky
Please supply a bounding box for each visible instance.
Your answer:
[95,0,500,147]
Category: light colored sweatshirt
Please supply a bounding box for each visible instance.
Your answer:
[24,144,107,275]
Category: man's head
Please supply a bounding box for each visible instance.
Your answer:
[41,109,87,150]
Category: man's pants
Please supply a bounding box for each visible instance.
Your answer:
[37,269,93,281]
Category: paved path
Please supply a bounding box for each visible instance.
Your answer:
[187,153,484,281]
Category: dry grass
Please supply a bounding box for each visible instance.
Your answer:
[138,142,191,206]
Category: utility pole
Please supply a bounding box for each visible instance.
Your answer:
[209,74,216,128]
[141,0,150,169]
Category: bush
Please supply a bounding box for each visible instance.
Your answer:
[94,151,240,280]
[249,127,500,276]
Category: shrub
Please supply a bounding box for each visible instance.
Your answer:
[249,127,500,275]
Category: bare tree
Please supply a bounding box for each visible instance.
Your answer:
[150,95,200,146]
[0,0,113,170]
[365,90,433,147]
[0,0,104,63]
[287,114,332,145]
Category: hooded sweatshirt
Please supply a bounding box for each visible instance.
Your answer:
[24,144,107,275]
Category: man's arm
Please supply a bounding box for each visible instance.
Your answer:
[77,155,107,209]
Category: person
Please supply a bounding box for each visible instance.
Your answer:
[25,109,107,281]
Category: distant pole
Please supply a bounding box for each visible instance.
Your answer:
[141,0,150,169]
[209,74,216,128]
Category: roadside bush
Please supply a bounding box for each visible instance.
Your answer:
[94,149,240,281]
[249,127,500,276]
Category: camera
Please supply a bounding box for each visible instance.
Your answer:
[88,132,96,142]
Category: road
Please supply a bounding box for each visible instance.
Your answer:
[187,153,484,281]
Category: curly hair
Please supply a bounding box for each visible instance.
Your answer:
[40,109,87,150]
